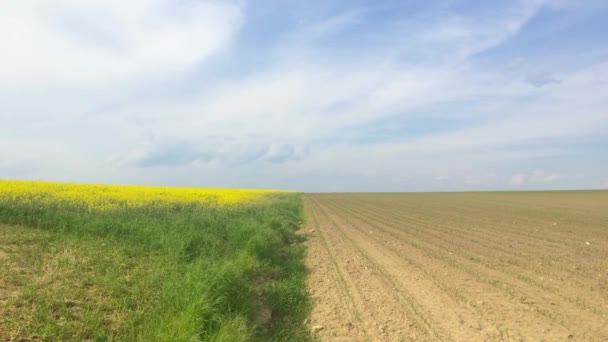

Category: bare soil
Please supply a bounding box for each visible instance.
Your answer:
[304,192,608,341]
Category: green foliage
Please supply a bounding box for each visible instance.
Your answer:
[0,193,311,341]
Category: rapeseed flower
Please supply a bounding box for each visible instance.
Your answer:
[0,180,280,212]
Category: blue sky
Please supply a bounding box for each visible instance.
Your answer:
[1,0,607,191]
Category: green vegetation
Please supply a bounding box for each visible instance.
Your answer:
[0,193,310,341]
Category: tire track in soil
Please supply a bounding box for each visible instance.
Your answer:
[305,197,442,341]
[325,197,608,317]
[305,193,608,341]
[304,202,367,341]
[314,198,573,341]
[312,199,482,341]
[317,199,599,340]
[329,194,608,294]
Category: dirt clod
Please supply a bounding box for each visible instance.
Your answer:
[312,325,324,333]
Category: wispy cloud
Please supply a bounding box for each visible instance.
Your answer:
[0,0,606,191]
[0,1,243,88]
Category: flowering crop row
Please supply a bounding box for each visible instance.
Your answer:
[0,180,281,212]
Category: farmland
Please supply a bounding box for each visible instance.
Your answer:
[304,191,608,341]
[0,180,310,341]
[2,182,607,341]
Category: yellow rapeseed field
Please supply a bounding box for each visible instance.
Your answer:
[0,180,280,211]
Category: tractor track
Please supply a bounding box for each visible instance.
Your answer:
[304,192,608,341]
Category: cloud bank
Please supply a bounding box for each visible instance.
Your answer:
[1,0,607,191]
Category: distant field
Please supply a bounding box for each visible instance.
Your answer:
[0,180,310,341]
[304,191,608,341]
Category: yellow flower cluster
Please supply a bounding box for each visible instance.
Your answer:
[0,180,281,212]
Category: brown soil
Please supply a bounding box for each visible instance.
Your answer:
[304,192,608,341]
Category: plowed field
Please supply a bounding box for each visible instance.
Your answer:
[304,192,608,341]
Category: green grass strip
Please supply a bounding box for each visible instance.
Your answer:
[0,193,311,341]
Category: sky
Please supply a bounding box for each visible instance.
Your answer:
[1,0,607,192]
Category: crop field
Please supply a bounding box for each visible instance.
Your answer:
[0,180,310,341]
[304,191,608,341]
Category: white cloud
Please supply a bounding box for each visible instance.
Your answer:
[0,0,606,191]
[0,0,244,176]
[0,0,242,88]
[510,170,562,186]
[510,174,528,186]
[107,56,608,166]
